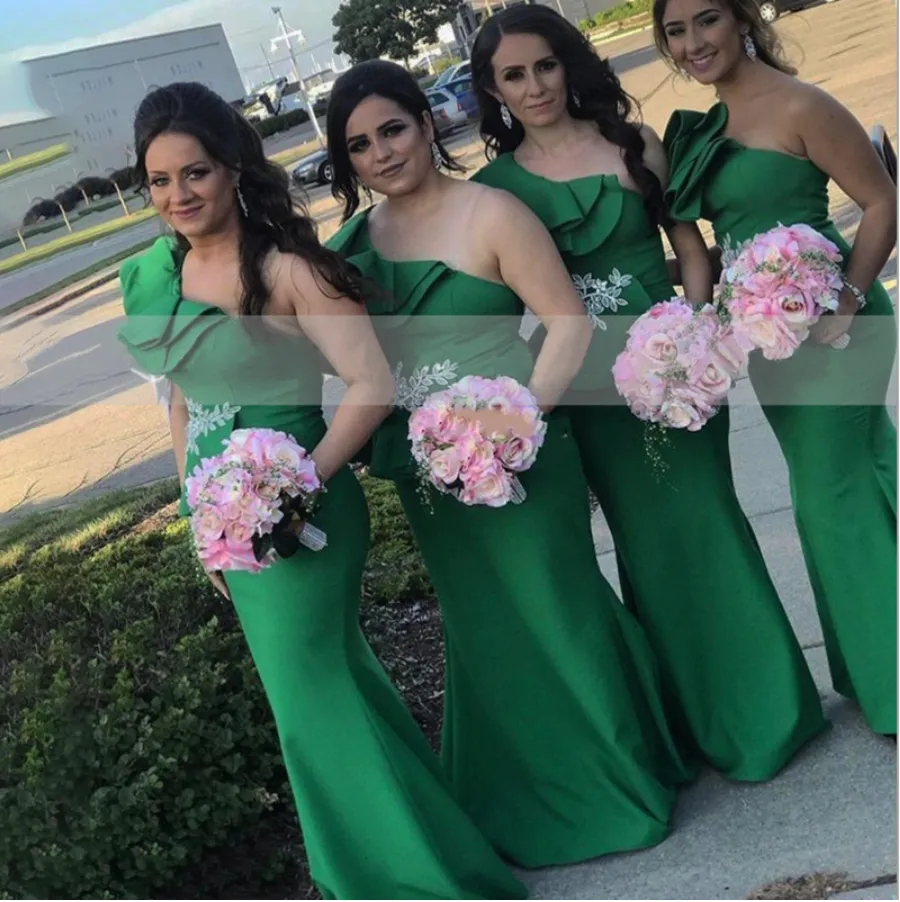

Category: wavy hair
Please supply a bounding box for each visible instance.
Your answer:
[471,4,669,227]
[326,59,465,223]
[652,0,797,75]
[133,81,368,315]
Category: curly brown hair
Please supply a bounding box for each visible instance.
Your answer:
[652,0,797,76]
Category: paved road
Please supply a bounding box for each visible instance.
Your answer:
[0,2,896,897]
[0,218,162,312]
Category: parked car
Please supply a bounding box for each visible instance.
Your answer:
[756,0,827,21]
[426,88,470,134]
[441,76,479,120]
[434,61,472,89]
[291,148,332,187]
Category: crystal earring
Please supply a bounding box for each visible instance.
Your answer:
[500,102,513,129]
[236,186,249,217]
[743,33,757,60]
[571,88,582,108]
[431,141,443,169]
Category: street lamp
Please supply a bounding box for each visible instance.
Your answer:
[270,5,326,149]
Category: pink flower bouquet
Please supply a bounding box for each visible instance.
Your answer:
[717,223,845,359]
[407,375,547,507]
[613,298,746,432]
[185,427,327,573]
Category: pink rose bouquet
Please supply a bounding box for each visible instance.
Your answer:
[716,223,845,359]
[407,374,547,507]
[613,298,746,432]
[185,427,326,573]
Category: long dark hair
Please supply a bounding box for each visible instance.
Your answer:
[471,4,669,227]
[653,0,797,75]
[326,60,465,223]
[133,81,367,315]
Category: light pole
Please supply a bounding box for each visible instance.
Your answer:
[270,6,326,149]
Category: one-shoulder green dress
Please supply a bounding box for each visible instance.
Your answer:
[473,154,828,779]
[327,209,693,868]
[665,102,897,736]
[116,237,529,900]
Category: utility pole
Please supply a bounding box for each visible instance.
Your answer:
[270,6,326,148]
[260,42,276,81]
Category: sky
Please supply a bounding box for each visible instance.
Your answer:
[0,0,345,123]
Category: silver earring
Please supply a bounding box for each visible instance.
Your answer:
[236,186,249,217]
[431,141,442,169]
[500,102,513,129]
[571,88,582,108]
[743,33,757,60]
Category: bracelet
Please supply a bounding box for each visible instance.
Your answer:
[843,278,868,310]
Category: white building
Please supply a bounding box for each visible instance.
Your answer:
[0,24,244,230]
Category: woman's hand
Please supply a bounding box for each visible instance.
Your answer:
[207,569,231,600]
[810,284,860,346]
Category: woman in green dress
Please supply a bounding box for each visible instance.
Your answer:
[324,60,692,868]
[117,81,529,900]
[654,0,897,736]
[468,3,828,779]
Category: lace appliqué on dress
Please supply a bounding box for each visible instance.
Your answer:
[393,359,460,410]
[185,398,242,455]
[572,268,633,330]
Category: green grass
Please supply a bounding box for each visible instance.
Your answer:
[0,206,158,276]
[0,143,70,183]
[0,478,180,581]
[270,137,323,168]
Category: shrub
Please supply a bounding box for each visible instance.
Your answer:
[253,109,312,140]
[0,473,432,899]
[588,0,651,29]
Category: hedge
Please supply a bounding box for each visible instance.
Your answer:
[253,108,312,141]
[0,474,434,899]
[581,0,651,30]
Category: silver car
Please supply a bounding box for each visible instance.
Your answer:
[291,149,333,187]
[426,88,469,134]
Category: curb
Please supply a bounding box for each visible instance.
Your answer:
[21,268,122,320]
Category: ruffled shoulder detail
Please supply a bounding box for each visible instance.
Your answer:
[473,153,624,257]
[326,207,451,319]
[117,236,228,377]
[663,103,729,222]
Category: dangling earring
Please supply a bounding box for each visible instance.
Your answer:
[571,88,582,108]
[236,186,249,217]
[743,33,757,60]
[500,102,513,129]
[431,141,443,169]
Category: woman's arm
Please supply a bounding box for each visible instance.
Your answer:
[794,88,898,342]
[285,257,395,483]
[479,191,592,411]
[642,125,714,305]
[169,383,188,484]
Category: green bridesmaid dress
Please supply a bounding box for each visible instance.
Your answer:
[327,210,693,869]
[665,102,898,736]
[117,237,529,901]
[473,154,829,780]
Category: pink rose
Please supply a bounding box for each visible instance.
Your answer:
[661,397,704,431]
[460,461,511,507]
[691,356,733,404]
[497,435,538,472]
[643,333,679,365]
[192,503,226,546]
[428,447,463,485]
[735,313,801,361]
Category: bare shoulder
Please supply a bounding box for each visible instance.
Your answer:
[268,248,356,316]
[467,179,536,227]
[784,79,855,127]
